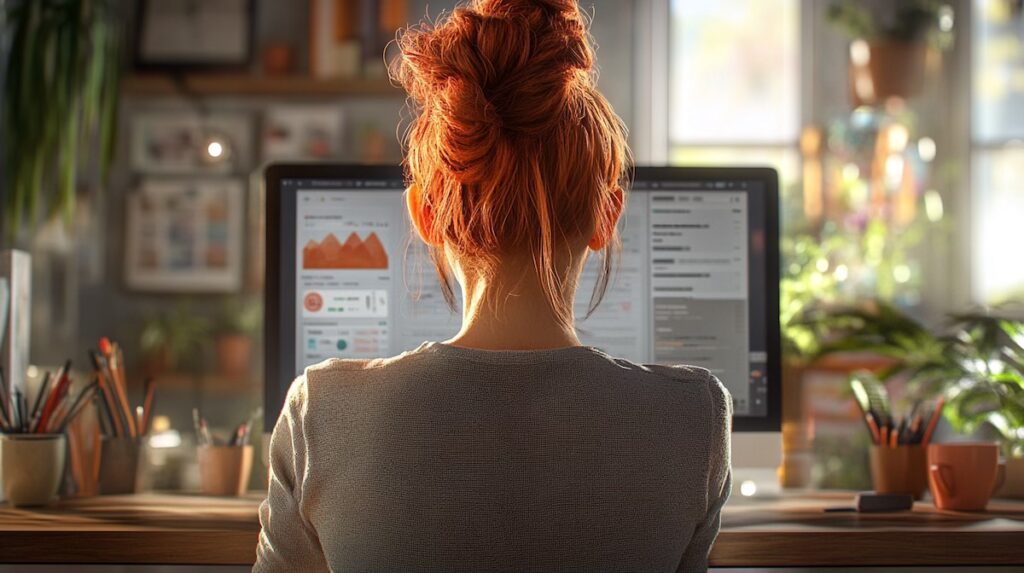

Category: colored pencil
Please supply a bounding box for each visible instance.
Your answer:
[922,397,945,447]
[141,378,156,436]
[90,351,126,437]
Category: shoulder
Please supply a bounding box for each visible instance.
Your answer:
[635,362,733,428]
[287,348,430,406]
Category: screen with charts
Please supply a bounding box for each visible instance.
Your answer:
[270,168,779,428]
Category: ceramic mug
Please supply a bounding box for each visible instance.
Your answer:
[1,434,66,506]
[198,445,253,496]
[927,442,1001,511]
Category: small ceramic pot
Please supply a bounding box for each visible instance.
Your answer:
[870,445,928,500]
[198,445,253,496]
[1,434,66,506]
[99,437,142,495]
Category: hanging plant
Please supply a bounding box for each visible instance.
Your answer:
[2,0,122,238]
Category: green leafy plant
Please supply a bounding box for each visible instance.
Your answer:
[827,0,953,45]
[2,0,122,237]
[943,314,1024,458]
[215,298,263,338]
[140,305,211,372]
[810,301,1024,457]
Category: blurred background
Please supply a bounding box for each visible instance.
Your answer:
[0,0,1021,492]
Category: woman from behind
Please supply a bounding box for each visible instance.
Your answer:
[254,1,731,571]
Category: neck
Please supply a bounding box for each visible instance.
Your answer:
[445,258,583,351]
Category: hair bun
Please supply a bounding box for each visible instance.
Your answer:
[394,0,594,143]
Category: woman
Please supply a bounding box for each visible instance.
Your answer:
[255,1,731,571]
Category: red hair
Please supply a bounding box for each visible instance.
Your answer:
[391,0,630,328]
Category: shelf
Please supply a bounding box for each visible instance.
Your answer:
[122,74,403,98]
[151,372,258,395]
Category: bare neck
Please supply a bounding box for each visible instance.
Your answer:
[445,260,583,351]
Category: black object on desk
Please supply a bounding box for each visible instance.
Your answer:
[825,493,915,513]
[823,491,921,511]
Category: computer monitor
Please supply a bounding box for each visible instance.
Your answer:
[264,165,781,450]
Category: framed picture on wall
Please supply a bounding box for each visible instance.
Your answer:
[262,105,345,162]
[135,0,255,70]
[130,112,252,175]
[124,178,245,293]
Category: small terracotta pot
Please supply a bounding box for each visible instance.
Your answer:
[262,43,295,76]
[216,334,252,378]
[849,39,928,106]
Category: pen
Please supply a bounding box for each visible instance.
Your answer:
[193,408,204,445]
[28,372,51,426]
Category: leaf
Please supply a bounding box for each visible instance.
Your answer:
[2,0,120,237]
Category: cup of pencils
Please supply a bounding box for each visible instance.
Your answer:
[851,375,944,500]
[194,408,256,497]
[1,434,65,506]
[91,338,158,495]
[0,360,99,505]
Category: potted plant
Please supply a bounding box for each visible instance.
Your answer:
[810,302,1024,497]
[2,0,122,240]
[213,298,262,379]
[941,314,1024,498]
[139,306,211,377]
[827,0,954,105]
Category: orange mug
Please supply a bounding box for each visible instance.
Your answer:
[927,442,1001,511]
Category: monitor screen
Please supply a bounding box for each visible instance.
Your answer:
[266,166,780,431]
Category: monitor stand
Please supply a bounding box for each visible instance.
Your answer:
[730,432,783,501]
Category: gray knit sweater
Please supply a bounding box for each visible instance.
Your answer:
[254,342,732,572]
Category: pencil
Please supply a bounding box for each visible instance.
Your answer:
[52,382,99,433]
[28,372,52,425]
[865,413,880,445]
[141,378,156,436]
[0,367,9,424]
[91,351,125,437]
[100,341,136,438]
[15,389,27,433]
[56,386,98,433]
[922,397,945,447]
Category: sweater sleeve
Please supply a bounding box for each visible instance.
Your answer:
[676,375,733,573]
[254,376,330,572]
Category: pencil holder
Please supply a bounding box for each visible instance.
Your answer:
[65,406,103,497]
[198,445,253,496]
[99,437,142,495]
[1,434,66,507]
[870,445,928,500]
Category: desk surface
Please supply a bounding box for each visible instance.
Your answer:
[1,492,1022,567]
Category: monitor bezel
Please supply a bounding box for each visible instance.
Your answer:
[264,164,781,433]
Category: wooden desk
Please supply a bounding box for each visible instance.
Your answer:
[1,493,1022,567]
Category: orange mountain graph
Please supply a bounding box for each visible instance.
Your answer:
[303,232,388,270]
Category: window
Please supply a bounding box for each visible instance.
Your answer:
[972,0,1024,304]
[668,0,802,209]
